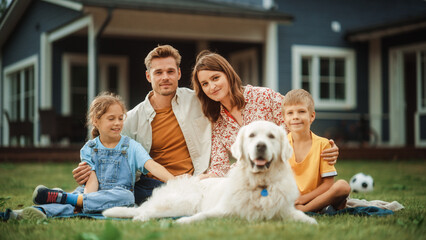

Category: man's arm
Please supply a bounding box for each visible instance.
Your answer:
[72,162,92,185]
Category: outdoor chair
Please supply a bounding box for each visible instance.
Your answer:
[3,110,33,146]
[39,109,75,144]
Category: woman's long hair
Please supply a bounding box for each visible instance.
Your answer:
[191,50,245,123]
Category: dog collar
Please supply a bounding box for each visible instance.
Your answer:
[261,188,268,197]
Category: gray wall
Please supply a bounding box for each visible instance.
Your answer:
[2,0,81,66]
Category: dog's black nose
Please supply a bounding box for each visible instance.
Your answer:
[256,143,266,153]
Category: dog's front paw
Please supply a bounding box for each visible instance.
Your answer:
[304,216,317,225]
[102,208,113,218]
[176,216,194,224]
[133,215,150,222]
[289,210,318,225]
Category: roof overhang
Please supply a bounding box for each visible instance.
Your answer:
[0,0,33,48]
[345,15,426,42]
[0,0,83,48]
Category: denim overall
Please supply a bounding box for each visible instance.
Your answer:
[37,136,135,217]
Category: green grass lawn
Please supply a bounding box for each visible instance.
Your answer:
[0,160,425,240]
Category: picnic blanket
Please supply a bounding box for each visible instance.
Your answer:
[51,213,123,220]
[1,199,403,221]
[346,198,404,211]
[306,198,404,216]
[0,209,123,221]
[307,206,395,216]
[2,206,398,221]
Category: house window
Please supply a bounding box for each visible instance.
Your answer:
[3,57,37,146]
[420,50,426,110]
[70,64,88,121]
[292,45,356,110]
[62,54,129,116]
[9,67,35,121]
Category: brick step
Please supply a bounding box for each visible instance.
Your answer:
[0,147,80,162]
[339,147,426,160]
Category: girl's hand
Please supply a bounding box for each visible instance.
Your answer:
[321,139,339,165]
[295,195,310,205]
[144,159,174,182]
[198,172,217,180]
[295,204,307,212]
[72,162,92,185]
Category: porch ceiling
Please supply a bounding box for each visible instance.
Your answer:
[84,6,275,42]
[73,0,293,22]
[345,15,426,42]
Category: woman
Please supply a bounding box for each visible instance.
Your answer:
[192,50,339,178]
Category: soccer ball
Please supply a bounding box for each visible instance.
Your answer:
[349,173,374,193]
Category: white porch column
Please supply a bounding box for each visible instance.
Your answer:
[369,38,382,145]
[264,22,278,91]
[88,18,96,108]
[39,16,93,145]
[389,50,406,146]
[40,33,52,109]
[0,51,3,145]
[39,33,52,145]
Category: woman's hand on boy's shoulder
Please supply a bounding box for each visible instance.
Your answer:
[321,139,339,165]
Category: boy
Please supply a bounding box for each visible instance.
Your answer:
[282,89,350,213]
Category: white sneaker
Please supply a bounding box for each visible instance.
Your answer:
[19,207,47,220]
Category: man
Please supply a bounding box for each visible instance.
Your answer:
[73,45,211,204]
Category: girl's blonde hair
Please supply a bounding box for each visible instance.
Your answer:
[86,92,127,138]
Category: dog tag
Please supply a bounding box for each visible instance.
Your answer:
[261,188,268,197]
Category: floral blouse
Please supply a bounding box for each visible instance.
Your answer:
[208,85,285,177]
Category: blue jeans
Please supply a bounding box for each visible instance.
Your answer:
[37,186,134,217]
[134,176,164,205]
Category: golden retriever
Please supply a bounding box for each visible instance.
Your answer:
[103,121,317,224]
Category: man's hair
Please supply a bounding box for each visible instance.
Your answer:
[191,50,245,123]
[144,45,181,71]
[282,89,315,113]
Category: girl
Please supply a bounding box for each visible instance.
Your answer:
[191,50,340,179]
[15,92,174,220]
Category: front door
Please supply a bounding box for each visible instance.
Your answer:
[63,54,129,144]
[403,52,416,146]
[390,43,426,147]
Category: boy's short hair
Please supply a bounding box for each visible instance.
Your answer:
[282,89,315,113]
[144,45,181,71]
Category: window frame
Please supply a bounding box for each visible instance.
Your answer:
[62,53,129,115]
[292,45,356,110]
[2,55,39,145]
[415,48,426,146]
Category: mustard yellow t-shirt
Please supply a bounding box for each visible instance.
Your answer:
[148,107,194,180]
[288,132,337,195]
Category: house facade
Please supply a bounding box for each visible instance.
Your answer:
[0,0,425,148]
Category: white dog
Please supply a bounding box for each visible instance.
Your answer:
[103,121,317,224]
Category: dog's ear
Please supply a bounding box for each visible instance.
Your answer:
[280,126,293,162]
[231,125,246,161]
